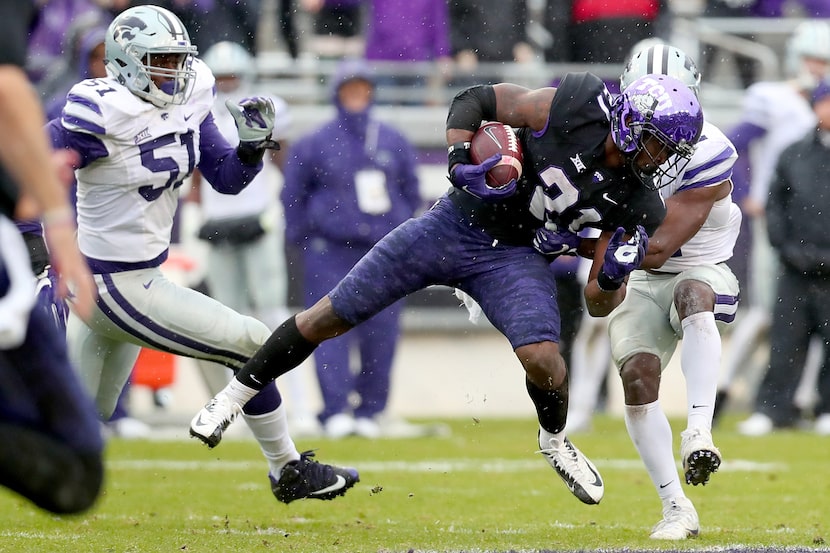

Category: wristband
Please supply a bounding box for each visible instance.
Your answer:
[447,141,472,170]
[236,142,266,166]
[596,271,623,292]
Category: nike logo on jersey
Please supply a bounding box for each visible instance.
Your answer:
[602,192,618,205]
[143,280,154,289]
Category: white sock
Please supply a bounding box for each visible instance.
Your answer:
[241,403,300,478]
[223,377,260,407]
[538,425,566,449]
[680,311,720,431]
[624,401,682,502]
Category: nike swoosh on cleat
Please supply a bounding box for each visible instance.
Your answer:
[691,404,708,409]
[659,481,673,489]
[586,465,603,487]
[184,113,193,121]
[309,475,347,497]
[193,414,209,429]
[143,280,153,289]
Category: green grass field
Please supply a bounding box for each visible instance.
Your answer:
[2,415,829,553]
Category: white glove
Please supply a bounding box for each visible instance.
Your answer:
[225,96,278,146]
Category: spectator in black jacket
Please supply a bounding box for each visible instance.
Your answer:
[448,0,534,87]
[745,77,830,435]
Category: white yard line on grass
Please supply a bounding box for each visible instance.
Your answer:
[108,458,784,473]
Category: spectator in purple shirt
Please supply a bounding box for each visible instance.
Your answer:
[363,0,452,104]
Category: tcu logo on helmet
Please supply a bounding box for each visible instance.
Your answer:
[629,93,659,120]
[629,76,675,111]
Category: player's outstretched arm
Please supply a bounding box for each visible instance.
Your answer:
[640,180,730,269]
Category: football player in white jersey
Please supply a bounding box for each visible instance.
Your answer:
[588,44,741,540]
[46,5,358,504]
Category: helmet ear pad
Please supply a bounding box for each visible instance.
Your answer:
[611,96,649,156]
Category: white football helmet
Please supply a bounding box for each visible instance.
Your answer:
[621,41,702,97]
[202,41,255,80]
[785,20,830,88]
[104,5,198,108]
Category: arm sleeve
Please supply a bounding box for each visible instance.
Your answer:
[197,112,263,195]
[446,85,497,132]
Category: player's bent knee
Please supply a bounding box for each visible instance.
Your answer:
[516,342,566,389]
[36,452,104,515]
[673,279,715,315]
[619,353,661,403]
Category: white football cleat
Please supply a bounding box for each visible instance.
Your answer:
[538,433,604,505]
[650,496,699,540]
[189,392,241,448]
[680,427,722,486]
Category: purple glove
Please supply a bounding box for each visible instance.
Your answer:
[533,225,581,256]
[598,225,648,290]
[450,153,517,201]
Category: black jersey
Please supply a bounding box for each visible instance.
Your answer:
[449,72,665,245]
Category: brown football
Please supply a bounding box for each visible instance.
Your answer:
[470,121,524,187]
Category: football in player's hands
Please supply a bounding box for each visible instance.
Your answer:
[470,122,524,188]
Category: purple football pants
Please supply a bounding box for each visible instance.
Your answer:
[328,196,561,350]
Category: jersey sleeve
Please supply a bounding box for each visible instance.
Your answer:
[676,129,737,192]
[196,112,262,194]
[548,72,613,136]
[50,80,114,167]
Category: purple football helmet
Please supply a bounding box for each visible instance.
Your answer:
[610,73,703,189]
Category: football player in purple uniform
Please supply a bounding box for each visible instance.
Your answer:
[0,0,102,514]
[191,71,703,507]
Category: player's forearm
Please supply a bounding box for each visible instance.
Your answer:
[197,121,262,194]
[583,279,626,317]
[0,66,68,216]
